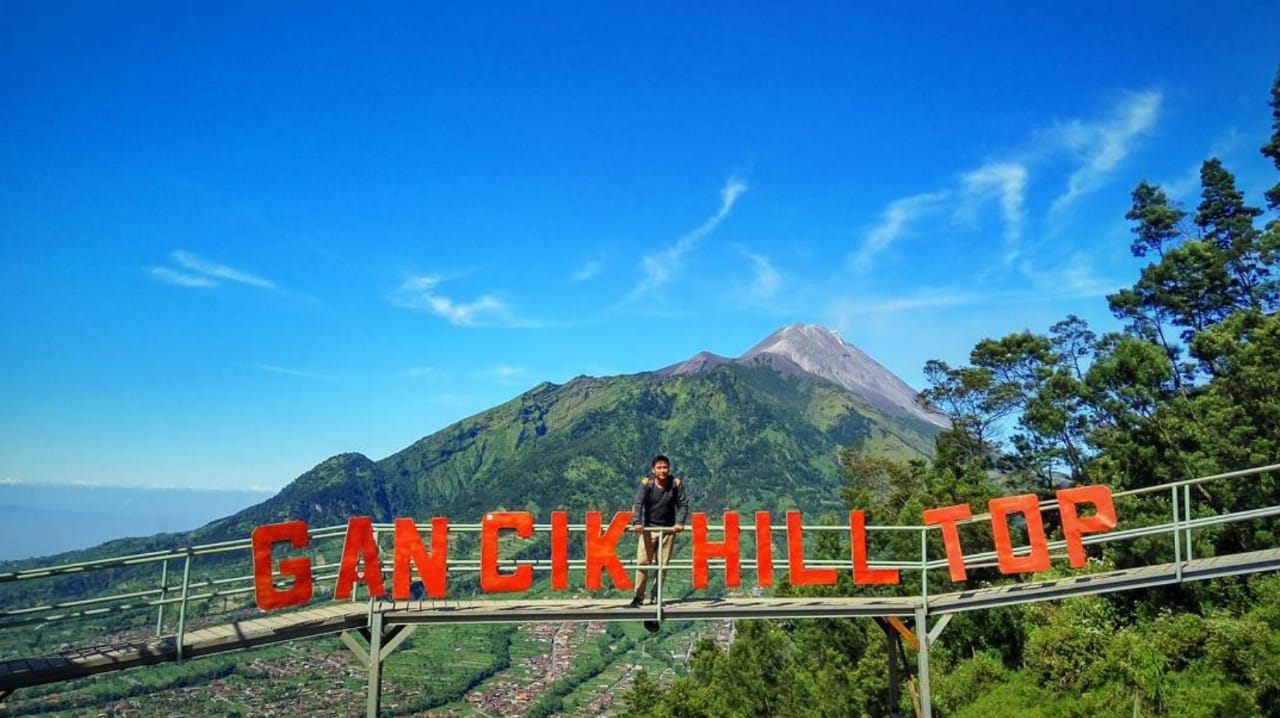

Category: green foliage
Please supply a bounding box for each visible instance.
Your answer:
[632,65,1280,718]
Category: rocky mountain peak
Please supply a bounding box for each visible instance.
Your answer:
[663,323,948,427]
[741,323,948,427]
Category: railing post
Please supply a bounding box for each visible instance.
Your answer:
[155,559,169,636]
[1183,484,1193,561]
[1172,487,1182,582]
[655,529,666,622]
[920,529,929,607]
[175,551,192,662]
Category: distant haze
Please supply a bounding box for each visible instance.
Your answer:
[0,484,271,561]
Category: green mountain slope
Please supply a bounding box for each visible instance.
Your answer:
[196,360,938,542]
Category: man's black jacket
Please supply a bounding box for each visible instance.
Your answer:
[631,474,690,527]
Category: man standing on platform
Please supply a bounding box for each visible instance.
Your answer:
[629,454,689,607]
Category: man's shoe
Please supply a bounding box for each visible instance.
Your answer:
[628,597,644,608]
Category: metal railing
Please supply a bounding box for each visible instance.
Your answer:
[2,462,1278,661]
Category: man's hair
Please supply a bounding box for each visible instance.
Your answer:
[651,454,670,468]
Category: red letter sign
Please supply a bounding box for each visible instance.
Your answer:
[481,511,534,592]
[692,512,740,589]
[923,503,973,581]
[787,511,837,585]
[990,495,1051,574]
[850,510,899,585]
[252,520,313,610]
[336,516,386,599]
[1057,485,1117,567]
[392,517,448,599]
[756,511,774,587]
[586,511,633,590]
[551,511,569,590]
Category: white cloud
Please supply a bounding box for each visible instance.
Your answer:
[172,250,277,289]
[394,274,535,328]
[1019,256,1123,299]
[149,267,219,288]
[397,366,435,377]
[849,192,948,272]
[962,162,1028,257]
[429,393,480,408]
[828,257,1122,323]
[572,259,605,282]
[628,177,748,299]
[249,363,334,381]
[471,365,529,386]
[829,289,982,319]
[741,249,781,299]
[1160,129,1246,203]
[1160,163,1203,204]
[0,477,20,485]
[1048,91,1162,215]
[847,89,1161,277]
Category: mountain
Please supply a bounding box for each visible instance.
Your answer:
[738,323,949,428]
[194,324,943,541]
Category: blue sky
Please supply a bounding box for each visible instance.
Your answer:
[2,4,1278,492]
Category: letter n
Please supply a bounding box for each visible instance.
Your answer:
[392,517,448,599]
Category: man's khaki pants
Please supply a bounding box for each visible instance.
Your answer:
[634,529,676,602]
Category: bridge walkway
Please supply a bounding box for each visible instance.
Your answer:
[5,546,1279,694]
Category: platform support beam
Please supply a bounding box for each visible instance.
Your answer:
[366,611,384,718]
[343,612,417,718]
[914,607,933,718]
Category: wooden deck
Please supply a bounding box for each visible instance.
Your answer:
[4,547,1280,694]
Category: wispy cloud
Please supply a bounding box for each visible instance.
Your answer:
[740,248,781,300]
[1019,255,1123,299]
[572,259,605,282]
[627,177,748,300]
[397,366,435,377]
[171,250,278,289]
[0,477,20,486]
[848,89,1161,277]
[394,274,544,328]
[248,363,335,381]
[429,394,480,408]
[471,365,529,386]
[148,267,219,288]
[962,162,1028,258]
[829,289,982,318]
[828,259,1122,322]
[1048,91,1162,215]
[44,480,279,492]
[849,192,948,272]
[1160,129,1246,202]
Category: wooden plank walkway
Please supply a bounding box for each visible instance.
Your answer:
[0,602,370,692]
[927,546,1280,614]
[4,547,1279,694]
